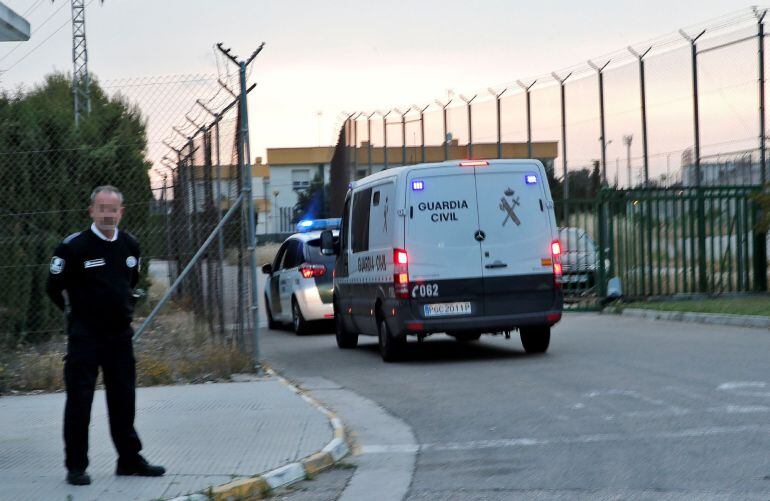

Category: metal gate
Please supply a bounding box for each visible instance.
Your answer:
[555,187,767,309]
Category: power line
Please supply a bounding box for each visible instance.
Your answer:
[22,0,47,17]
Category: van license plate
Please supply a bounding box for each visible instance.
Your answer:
[423,302,472,317]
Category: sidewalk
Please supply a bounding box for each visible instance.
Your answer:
[0,377,334,500]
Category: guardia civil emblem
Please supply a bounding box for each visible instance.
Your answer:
[499,187,521,226]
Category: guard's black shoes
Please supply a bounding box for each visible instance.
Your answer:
[66,470,91,485]
[116,456,165,477]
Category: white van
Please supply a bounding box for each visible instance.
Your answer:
[320,159,564,361]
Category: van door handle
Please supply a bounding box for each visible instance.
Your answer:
[485,261,508,269]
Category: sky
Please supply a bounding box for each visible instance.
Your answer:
[0,0,765,183]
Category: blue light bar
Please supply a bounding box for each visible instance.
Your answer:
[296,218,341,233]
[525,174,538,185]
[412,180,424,191]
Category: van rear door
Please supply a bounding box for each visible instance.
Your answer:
[473,163,556,316]
[405,166,484,318]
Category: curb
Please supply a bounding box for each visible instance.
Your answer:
[616,308,770,329]
[169,367,349,501]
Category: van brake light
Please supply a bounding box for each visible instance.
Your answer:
[459,160,488,167]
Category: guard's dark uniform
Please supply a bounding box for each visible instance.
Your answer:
[46,227,143,473]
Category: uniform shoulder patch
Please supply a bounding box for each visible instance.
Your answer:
[62,231,83,245]
[50,256,65,274]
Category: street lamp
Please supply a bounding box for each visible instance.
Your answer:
[272,190,280,233]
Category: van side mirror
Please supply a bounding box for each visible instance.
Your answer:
[320,230,337,256]
[261,263,272,274]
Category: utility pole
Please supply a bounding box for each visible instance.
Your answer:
[623,135,633,188]
[67,0,104,127]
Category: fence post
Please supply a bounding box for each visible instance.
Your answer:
[681,29,708,292]
[367,111,374,176]
[588,60,611,186]
[197,99,227,338]
[436,99,452,160]
[396,108,407,166]
[628,47,652,186]
[758,9,767,185]
[489,88,507,159]
[217,42,265,366]
[461,94,476,158]
[553,72,573,224]
[517,80,537,159]
[381,110,391,169]
[352,114,360,179]
[597,190,608,298]
[415,104,429,164]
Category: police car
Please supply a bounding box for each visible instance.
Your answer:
[320,159,564,361]
[261,219,340,334]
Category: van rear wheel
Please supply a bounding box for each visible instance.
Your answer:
[335,304,358,349]
[520,326,550,354]
[378,317,404,362]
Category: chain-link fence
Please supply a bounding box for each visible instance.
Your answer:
[339,7,769,190]
[0,69,260,362]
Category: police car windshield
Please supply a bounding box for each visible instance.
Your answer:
[305,238,337,265]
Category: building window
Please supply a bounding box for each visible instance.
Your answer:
[292,169,311,190]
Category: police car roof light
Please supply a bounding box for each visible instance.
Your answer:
[296,218,341,233]
[459,160,488,167]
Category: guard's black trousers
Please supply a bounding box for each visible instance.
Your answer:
[63,322,142,472]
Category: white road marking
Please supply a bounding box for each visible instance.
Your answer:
[717,381,770,398]
[717,381,766,391]
[362,424,770,454]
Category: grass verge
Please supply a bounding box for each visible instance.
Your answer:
[625,295,770,317]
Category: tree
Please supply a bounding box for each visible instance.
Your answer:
[0,73,152,346]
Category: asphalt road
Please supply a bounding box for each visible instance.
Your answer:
[262,313,770,500]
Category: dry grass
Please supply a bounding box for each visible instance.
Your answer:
[0,306,255,395]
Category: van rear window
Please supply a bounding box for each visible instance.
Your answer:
[351,188,372,253]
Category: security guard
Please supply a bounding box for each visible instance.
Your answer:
[47,185,165,486]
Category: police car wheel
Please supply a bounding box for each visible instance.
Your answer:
[264,294,279,330]
[378,317,404,362]
[335,304,358,349]
[520,326,550,354]
[292,298,309,335]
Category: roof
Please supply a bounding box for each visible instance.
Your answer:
[267,147,335,165]
[350,159,547,189]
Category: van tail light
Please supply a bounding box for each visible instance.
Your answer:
[394,248,409,298]
[551,239,563,289]
[299,263,326,279]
